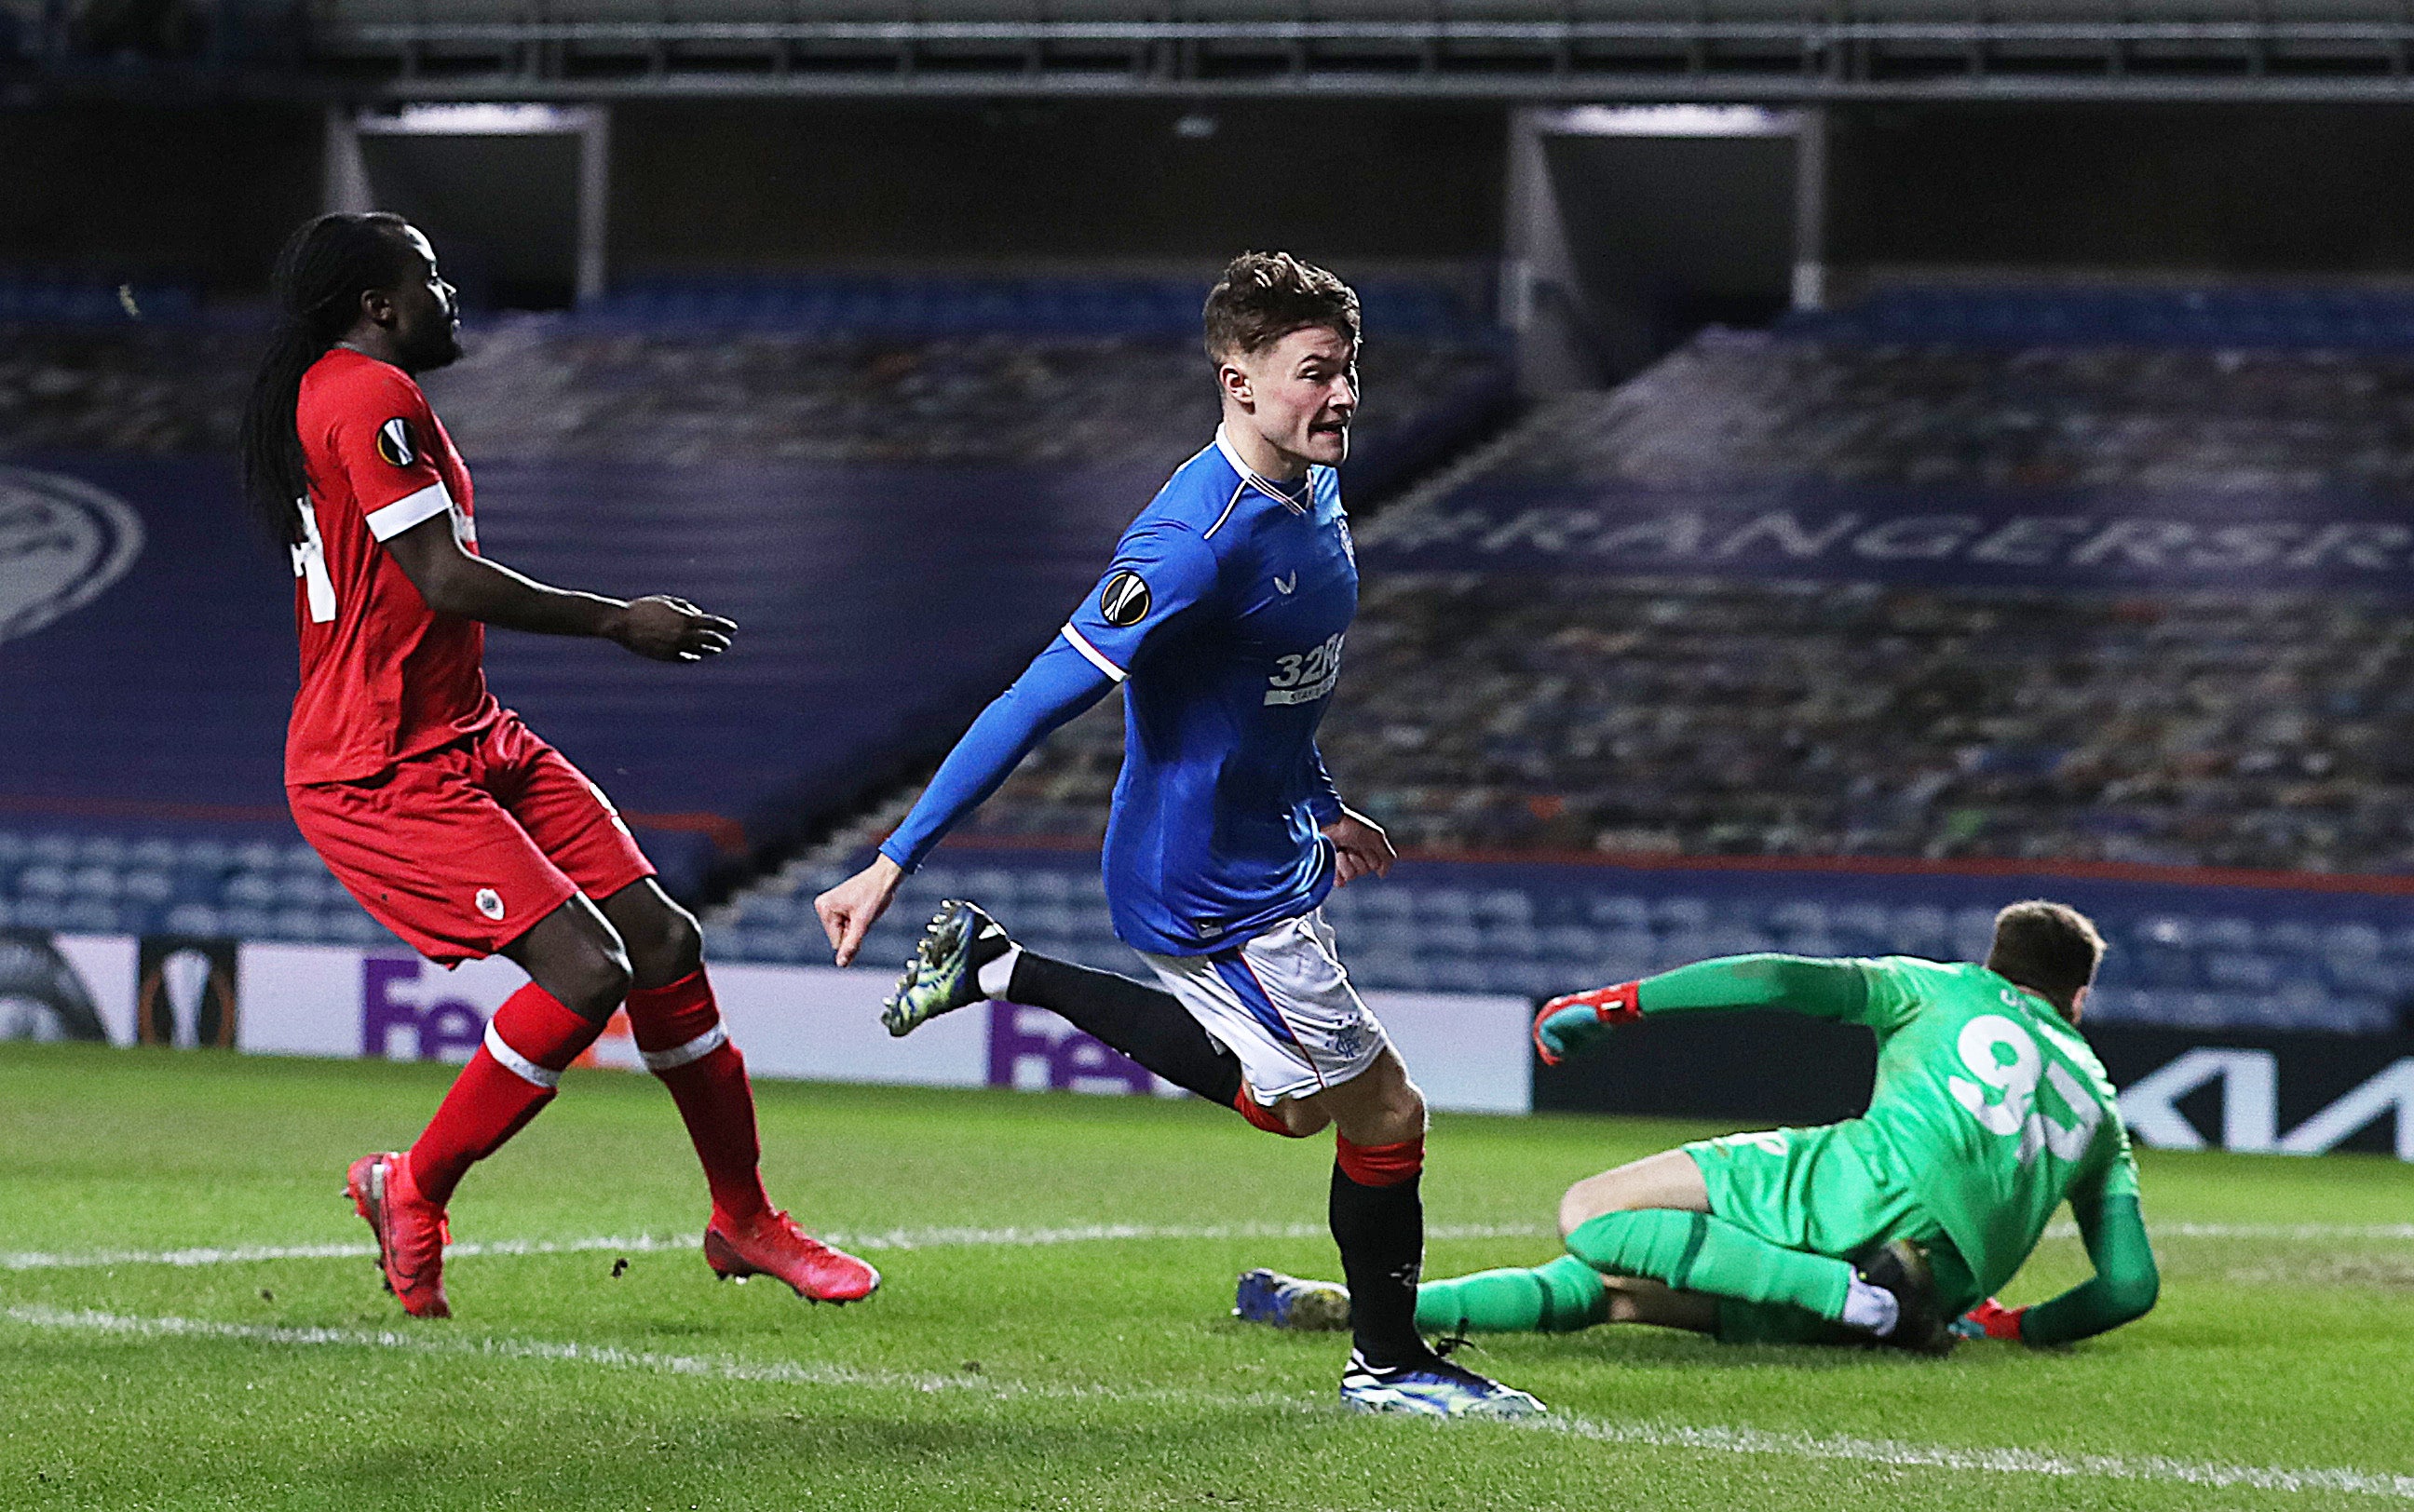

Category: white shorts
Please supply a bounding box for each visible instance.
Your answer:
[1139,910,1390,1105]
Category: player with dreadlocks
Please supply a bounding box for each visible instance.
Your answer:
[240,212,878,1317]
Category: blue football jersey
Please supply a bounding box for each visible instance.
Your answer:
[881,428,1359,956]
[1065,430,1358,953]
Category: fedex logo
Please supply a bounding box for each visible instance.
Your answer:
[359,956,485,1061]
[986,1002,1175,1098]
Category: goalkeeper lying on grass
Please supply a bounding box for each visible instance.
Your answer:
[1237,900,2158,1354]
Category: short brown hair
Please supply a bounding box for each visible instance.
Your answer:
[1984,900,2106,1017]
[1202,251,1360,362]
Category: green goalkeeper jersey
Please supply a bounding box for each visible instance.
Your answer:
[1637,953,2138,1297]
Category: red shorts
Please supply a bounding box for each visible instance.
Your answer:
[288,710,655,965]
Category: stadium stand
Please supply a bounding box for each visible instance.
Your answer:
[1784,284,2414,355]
[14,278,2414,1036]
[0,277,1503,471]
[1478,325,2414,497]
[909,576,2414,874]
[704,293,2414,1034]
[716,836,2414,1036]
[0,829,394,947]
[0,278,1508,915]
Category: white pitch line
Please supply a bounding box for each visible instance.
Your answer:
[2131,1222,2414,1241]
[7,1219,2411,1276]
[0,1233,695,1274]
[828,1219,1547,1251]
[0,1303,1306,1411]
[1535,1415,2414,1501]
[0,1221,1548,1274]
[7,1303,2412,1502]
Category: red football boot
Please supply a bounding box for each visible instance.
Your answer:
[703,1209,880,1303]
[345,1151,452,1319]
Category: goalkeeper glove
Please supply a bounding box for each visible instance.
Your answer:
[1531,980,1641,1066]
[1950,1297,2027,1342]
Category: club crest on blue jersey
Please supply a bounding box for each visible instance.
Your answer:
[376,417,417,468]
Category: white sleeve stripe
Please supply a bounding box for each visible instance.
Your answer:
[482,1019,562,1089]
[364,480,454,542]
[1060,625,1127,682]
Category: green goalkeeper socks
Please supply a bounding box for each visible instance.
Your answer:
[1407,1215,1862,1336]
[1564,1208,1854,1322]
[1414,1255,1609,1334]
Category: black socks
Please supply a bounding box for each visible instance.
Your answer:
[1329,1159,1433,1370]
[1003,948,1435,1368]
[1004,952,1245,1107]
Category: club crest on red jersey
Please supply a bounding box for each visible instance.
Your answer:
[475,887,505,922]
[375,417,417,468]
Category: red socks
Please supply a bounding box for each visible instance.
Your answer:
[407,982,604,1208]
[1232,1087,1310,1138]
[1335,1132,1424,1187]
[401,967,770,1224]
[625,968,771,1226]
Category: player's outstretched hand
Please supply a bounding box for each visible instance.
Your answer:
[1322,807,1395,887]
[1951,1297,2027,1343]
[816,855,904,967]
[1530,981,1642,1066]
[610,595,737,663]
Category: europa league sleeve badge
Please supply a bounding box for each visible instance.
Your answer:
[375,416,419,469]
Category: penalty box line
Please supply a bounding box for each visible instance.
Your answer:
[6,1219,2412,1275]
[7,1303,2412,1503]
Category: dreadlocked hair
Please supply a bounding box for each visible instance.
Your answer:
[238,212,417,545]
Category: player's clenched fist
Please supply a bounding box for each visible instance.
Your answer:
[609,595,737,662]
[1321,807,1395,887]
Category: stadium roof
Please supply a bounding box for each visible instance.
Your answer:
[32,1,2414,103]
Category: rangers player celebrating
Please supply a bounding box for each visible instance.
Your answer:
[815,252,1541,1418]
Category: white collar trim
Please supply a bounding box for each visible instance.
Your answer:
[1214,425,1311,513]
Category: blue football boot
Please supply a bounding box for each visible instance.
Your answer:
[881,899,1014,1037]
[1338,1350,1547,1419]
[1234,1268,1352,1331]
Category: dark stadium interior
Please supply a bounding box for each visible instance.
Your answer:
[11,25,2414,1047]
[10,7,2414,1500]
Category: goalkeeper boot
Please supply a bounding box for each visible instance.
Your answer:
[1234,1268,1351,1331]
[705,1208,881,1303]
[345,1151,451,1319]
[1853,1239,1955,1357]
[882,898,1013,1037]
[1339,1350,1546,1419]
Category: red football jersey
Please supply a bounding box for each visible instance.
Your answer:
[285,347,499,786]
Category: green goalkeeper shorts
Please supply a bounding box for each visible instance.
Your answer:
[1685,1122,1979,1346]
[1684,1121,1933,1258]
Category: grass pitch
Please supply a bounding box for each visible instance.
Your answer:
[5,1042,2412,1511]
